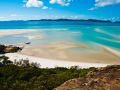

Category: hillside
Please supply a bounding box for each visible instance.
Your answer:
[55,65,120,90]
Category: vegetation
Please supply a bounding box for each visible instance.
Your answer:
[56,65,120,90]
[0,44,22,54]
[0,55,96,90]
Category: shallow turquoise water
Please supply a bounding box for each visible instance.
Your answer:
[0,21,120,50]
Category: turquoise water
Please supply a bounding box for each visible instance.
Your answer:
[0,21,120,50]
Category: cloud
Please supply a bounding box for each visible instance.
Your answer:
[49,0,72,6]
[25,0,44,8]
[89,0,120,10]
[95,0,120,7]
[42,6,48,9]
[24,0,49,9]
[24,0,73,9]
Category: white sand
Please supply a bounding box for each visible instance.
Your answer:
[24,34,45,40]
[102,46,120,57]
[18,43,120,64]
[5,53,109,68]
[0,29,36,37]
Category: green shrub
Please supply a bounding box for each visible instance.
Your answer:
[0,56,95,90]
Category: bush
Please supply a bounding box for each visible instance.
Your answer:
[0,56,95,90]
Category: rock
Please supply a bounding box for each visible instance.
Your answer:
[55,65,120,90]
[25,42,31,44]
[0,44,22,54]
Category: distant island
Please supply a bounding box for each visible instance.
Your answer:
[0,19,120,23]
[28,19,112,23]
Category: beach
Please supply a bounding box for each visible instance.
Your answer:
[0,27,120,68]
[17,43,120,64]
[5,53,109,68]
[5,43,120,68]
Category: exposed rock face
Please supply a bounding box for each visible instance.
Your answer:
[55,65,120,90]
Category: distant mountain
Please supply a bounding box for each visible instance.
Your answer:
[86,19,112,23]
[0,19,120,23]
[28,19,112,23]
[115,21,120,23]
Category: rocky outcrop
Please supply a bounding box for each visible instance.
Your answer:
[0,45,22,54]
[55,65,120,90]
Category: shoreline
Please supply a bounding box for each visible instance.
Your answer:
[5,53,109,68]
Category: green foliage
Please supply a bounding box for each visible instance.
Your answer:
[0,56,96,90]
[0,45,6,54]
[0,56,13,66]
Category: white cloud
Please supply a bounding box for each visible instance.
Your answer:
[89,0,120,10]
[49,0,72,6]
[24,0,49,9]
[95,0,120,7]
[50,0,56,4]
[42,6,48,9]
[25,0,44,8]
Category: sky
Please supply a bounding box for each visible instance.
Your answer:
[0,0,120,21]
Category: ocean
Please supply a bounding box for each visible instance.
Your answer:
[0,21,120,51]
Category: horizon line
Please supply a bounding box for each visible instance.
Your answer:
[0,18,119,22]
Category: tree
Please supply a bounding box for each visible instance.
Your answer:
[0,56,13,66]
